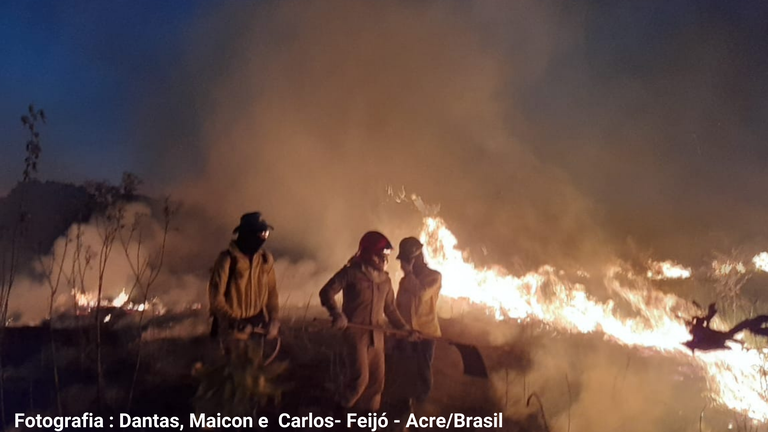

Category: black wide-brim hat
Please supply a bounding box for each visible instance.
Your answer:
[233,212,274,234]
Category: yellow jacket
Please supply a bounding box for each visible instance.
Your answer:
[208,242,279,322]
[396,267,441,337]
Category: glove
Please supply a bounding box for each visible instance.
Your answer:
[407,329,422,342]
[331,312,348,330]
[267,320,280,339]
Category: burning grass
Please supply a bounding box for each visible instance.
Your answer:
[419,214,768,424]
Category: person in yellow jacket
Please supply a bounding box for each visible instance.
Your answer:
[395,237,441,404]
[208,212,280,342]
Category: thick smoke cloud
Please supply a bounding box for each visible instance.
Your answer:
[144,1,768,272]
[150,1,607,272]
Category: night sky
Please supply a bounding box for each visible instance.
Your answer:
[0,1,207,191]
[1,1,767,262]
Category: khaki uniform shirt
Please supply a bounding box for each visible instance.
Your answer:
[320,260,408,347]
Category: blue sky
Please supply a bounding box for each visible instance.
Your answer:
[0,1,206,192]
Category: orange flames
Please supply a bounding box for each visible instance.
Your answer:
[74,290,98,310]
[111,289,129,307]
[646,260,691,280]
[706,252,768,276]
[72,288,158,314]
[418,215,768,421]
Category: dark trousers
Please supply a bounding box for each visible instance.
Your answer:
[400,339,435,402]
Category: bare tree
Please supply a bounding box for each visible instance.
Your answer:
[64,224,94,319]
[120,172,142,200]
[86,181,126,411]
[0,104,45,426]
[1,104,44,326]
[39,236,71,415]
[122,196,178,411]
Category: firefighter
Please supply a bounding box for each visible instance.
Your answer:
[395,237,441,404]
[208,212,280,344]
[319,231,413,412]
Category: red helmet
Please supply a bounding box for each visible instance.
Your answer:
[358,231,393,255]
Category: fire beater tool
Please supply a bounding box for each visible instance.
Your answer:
[683,303,768,352]
[314,318,488,378]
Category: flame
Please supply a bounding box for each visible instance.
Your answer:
[713,260,747,276]
[71,288,162,316]
[753,252,768,273]
[419,215,768,421]
[74,290,98,310]
[575,270,590,278]
[103,314,112,323]
[111,289,129,307]
[646,260,692,280]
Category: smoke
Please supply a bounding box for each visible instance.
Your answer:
[127,3,768,428]
[514,338,710,432]
[6,201,222,325]
[142,1,768,274]
[134,0,768,286]
[474,314,740,432]
[142,0,606,272]
[7,202,158,324]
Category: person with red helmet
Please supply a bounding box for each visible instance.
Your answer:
[319,231,412,412]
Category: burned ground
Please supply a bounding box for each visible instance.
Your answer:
[2,310,551,432]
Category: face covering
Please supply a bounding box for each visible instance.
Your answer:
[236,230,268,256]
